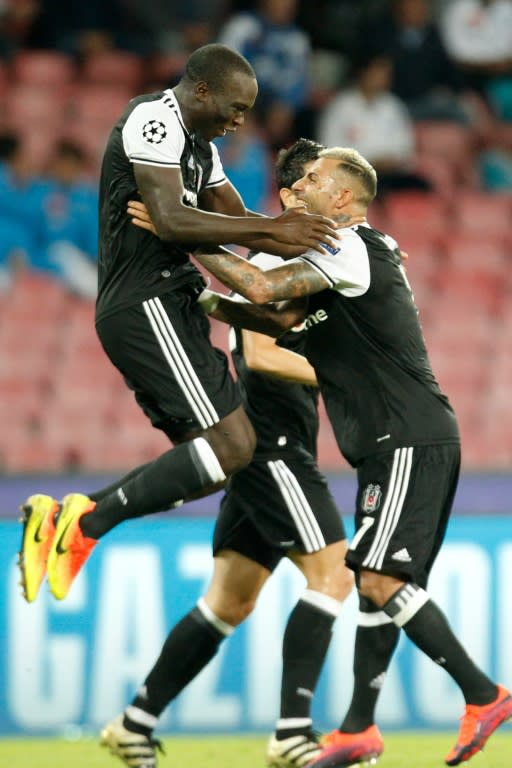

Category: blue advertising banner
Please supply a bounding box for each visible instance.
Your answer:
[1,515,511,736]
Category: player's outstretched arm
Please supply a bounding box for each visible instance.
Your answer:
[132,165,338,254]
[199,289,307,337]
[242,328,318,386]
[194,245,329,304]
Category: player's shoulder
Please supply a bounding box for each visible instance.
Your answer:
[124,90,182,131]
[354,224,400,260]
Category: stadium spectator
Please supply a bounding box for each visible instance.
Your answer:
[0,134,98,296]
[217,112,272,212]
[441,0,512,117]
[39,140,99,298]
[317,55,431,195]
[0,0,39,59]
[26,0,150,56]
[118,0,229,56]
[362,0,468,122]
[479,129,512,189]
[218,0,311,148]
[182,146,512,768]
[0,132,47,286]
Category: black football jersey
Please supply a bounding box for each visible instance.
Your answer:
[96,89,226,322]
[289,222,459,467]
[230,252,319,459]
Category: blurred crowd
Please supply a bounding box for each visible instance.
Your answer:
[0,0,510,294]
[0,0,512,474]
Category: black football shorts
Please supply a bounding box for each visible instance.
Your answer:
[96,288,242,441]
[346,443,461,586]
[213,451,347,572]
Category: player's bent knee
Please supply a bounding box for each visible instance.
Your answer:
[358,569,403,607]
[215,597,257,626]
[338,566,355,600]
[306,568,353,602]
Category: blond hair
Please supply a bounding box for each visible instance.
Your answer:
[318,147,377,206]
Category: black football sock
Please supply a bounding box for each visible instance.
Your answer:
[123,598,234,735]
[276,590,340,739]
[88,462,151,502]
[384,583,497,705]
[340,596,400,733]
[80,437,225,539]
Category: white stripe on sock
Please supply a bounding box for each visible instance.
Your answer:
[197,597,234,636]
[391,586,429,627]
[276,718,313,731]
[192,437,226,484]
[357,609,393,627]
[124,705,158,730]
[302,589,342,618]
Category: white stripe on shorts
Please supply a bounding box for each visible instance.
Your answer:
[363,447,413,570]
[143,297,219,428]
[267,459,325,552]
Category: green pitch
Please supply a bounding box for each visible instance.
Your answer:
[2,732,512,768]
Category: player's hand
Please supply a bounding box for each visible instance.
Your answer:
[127,200,158,235]
[400,250,409,261]
[270,208,338,254]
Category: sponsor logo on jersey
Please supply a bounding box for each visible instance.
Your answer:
[361,483,382,513]
[321,242,340,256]
[304,308,328,329]
[142,120,167,144]
[290,319,306,333]
[183,188,198,207]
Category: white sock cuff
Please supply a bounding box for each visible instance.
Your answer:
[197,597,235,637]
[192,436,226,484]
[276,717,313,731]
[357,609,394,627]
[124,705,158,730]
[385,583,429,628]
[302,588,342,618]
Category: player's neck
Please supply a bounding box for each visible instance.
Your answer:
[172,84,196,134]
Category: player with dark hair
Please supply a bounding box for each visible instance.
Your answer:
[17,44,337,606]
[146,145,511,767]
[95,137,353,768]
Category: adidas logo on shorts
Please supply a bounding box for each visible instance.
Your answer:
[391,548,412,562]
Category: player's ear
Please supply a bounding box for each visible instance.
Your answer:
[336,187,353,210]
[279,188,293,207]
[194,81,209,101]
[280,187,304,210]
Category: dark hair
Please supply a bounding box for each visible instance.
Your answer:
[183,44,256,93]
[275,138,325,189]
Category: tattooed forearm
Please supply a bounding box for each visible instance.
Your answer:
[195,248,328,303]
[211,296,306,336]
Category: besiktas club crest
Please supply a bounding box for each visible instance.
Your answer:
[361,483,382,513]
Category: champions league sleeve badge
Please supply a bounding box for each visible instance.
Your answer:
[361,483,382,513]
[142,120,167,144]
